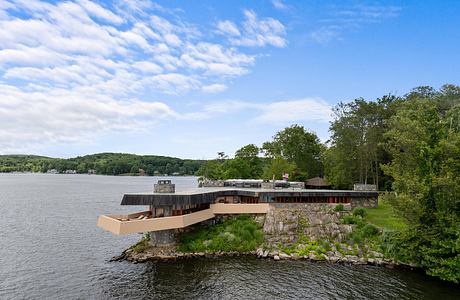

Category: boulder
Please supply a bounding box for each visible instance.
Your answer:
[279,252,290,259]
[329,256,340,263]
[345,255,359,263]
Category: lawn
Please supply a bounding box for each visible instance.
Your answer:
[363,199,407,231]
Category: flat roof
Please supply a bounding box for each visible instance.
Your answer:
[121,187,378,206]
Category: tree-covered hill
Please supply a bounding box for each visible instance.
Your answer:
[0,153,205,176]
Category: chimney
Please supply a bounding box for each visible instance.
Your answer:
[154,180,175,193]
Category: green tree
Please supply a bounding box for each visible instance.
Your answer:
[325,96,399,189]
[262,125,323,180]
[235,144,263,178]
[262,157,296,180]
[382,96,460,282]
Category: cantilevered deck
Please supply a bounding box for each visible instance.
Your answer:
[97,203,269,235]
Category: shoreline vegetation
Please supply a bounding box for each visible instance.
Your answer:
[115,203,414,270]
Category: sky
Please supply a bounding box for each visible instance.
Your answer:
[1,0,459,159]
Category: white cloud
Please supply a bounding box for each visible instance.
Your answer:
[181,42,254,76]
[201,83,228,94]
[144,73,201,95]
[254,98,332,124]
[179,99,331,124]
[216,20,240,36]
[0,84,176,154]
[216,10,287,48]
[272,0,289,11]
[0,0,262,97]
[310,26,341,44]
[0,1,289,153]
[310,5,401,44]
[78,0,124,25]
[132,61,163,74]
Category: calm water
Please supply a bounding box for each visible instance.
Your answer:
[0,174,459,300]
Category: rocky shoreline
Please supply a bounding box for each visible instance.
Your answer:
[110,204,418,270]
[110,246,416,270]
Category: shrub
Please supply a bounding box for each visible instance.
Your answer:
[341,214,361,225]
[334,204,344,212]
[353,207,367,218]
[178,215,263,253]
[362,224,380,237]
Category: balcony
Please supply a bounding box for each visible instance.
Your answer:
[97,203,270,235]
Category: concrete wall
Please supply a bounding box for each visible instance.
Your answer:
[212,203,269,214]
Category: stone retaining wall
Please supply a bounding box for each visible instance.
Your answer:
[263,203,353,246]
[351,197,378,209]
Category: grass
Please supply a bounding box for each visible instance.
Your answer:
[279,235,333,257]
[337,201,407,255]
[363,199,407,231]
[130,236,151,253]
[177,215,264,253]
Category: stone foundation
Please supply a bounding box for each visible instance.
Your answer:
[149,229,176,247]
[263,203,353,246]
[351,197,378,209]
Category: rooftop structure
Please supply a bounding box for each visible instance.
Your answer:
[306,177,329,188]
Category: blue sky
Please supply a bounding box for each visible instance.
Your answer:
[0,0,459,159]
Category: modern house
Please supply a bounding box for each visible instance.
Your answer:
[97,179,378,241]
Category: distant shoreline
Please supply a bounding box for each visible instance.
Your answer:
[0,172,197,177]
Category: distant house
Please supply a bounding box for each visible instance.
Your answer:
[64,170,77,174]
[47,169,58,174]
[306,177,329,189]
[88,169,96,175]
[172,172,180,176]
[139,169,146,176]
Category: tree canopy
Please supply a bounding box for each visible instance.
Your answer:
[0,153,204,176]
[262,125,323,181]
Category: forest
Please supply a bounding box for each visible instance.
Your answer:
[0,153,204,176]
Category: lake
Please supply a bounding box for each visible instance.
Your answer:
[0,174,459,299]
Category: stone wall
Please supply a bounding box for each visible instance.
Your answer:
[353,184,377,191]
[350,197,378,209]
[201,180,225,187]
[149,230,176,246]
[154,183,175,193]
[263,203,353,247]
